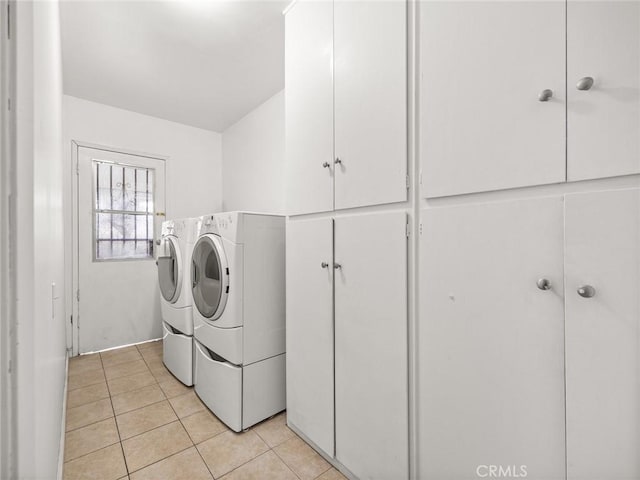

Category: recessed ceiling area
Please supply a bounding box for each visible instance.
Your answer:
[60,0,288,132]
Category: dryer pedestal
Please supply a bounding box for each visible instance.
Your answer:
[194,340,286,432]
[163,322,193,386]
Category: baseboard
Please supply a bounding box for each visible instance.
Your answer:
[286,421,357,480]
[56,352,69,480]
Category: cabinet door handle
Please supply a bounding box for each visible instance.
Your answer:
[536,278,551,290]
[577,285,596,298]
[321,262,329,269]
[576,77,594,91]
[334,157,342,165]
[322,162,331,168]
[538,89,553,102]
[334,263,342,270]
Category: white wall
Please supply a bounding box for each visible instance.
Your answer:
[63,95,223,220]
[222,90,285,214]
[15,1,66,478]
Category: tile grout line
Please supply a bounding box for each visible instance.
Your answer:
[127,444,195,477]
[219,449,285,480]
[119,414,186,444]
[271,444,306,480]
[185,428,224,479]
[102,352,132,477]
[160,385,218,479]
[67,366,107,391]
[62,438,123,466]
[111,386,167,414]
[69,353,159,389]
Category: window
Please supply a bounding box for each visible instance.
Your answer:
[93,160,155,260]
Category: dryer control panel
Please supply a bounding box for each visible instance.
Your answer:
[198,212,243,244]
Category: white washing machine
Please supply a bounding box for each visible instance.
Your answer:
[191,212,286,432]
[157,217,198,385]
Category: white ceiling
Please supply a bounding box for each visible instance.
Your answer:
[60,0,288,132]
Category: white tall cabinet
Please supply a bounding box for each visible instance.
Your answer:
[286,212,408,479]
[285,0,407,215]
[285,2,410,478]
[422,0,640,198]
[419,188,640,479]
[419,1,640,476]
[287,0,640,478]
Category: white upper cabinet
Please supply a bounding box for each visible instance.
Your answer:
[565,188,640,479]
[334,211,408,480]
[419,198,566,479]
[567,1,640,181]
[334,0,407,210]
[285,0,334,215]
[285,0,408,215]
[285,217,335,456]
[421,1,566,198]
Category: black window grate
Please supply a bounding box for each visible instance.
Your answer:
[93,160,155,261]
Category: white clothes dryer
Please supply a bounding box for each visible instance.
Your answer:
[191,212,286,432]
[157,217,198,385]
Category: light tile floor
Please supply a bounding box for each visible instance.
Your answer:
[64,340,346,480]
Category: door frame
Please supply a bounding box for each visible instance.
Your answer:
[69,140,168,356]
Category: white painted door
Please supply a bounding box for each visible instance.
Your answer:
[567,1,640,181]
[421,1,566,197]
[76,147,165,353]
[565,188,640,479]
[285,0,334,216]
[334,211,408,479]
[419,198,566,479]
[285,217,334,456]
[334,0,407,210]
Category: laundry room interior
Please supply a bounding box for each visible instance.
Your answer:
[1,0,639,479]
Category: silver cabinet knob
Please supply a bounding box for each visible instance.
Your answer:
[538,89,553,102]
[576,77,594,91]
[155,239,161,246]
[322,162,331,168]
[577,285,596,298]
[334,157,342,165]
[537,278,552,290]
[334,263,342,270]
[321,262,329,269]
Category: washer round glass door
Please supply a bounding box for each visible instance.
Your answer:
[191,234,229,320]
[158,236,182,303]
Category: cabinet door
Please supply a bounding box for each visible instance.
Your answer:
[421,1,566,197]
[285,0,334,215]
[419,198,566,479]
[565,188,640,479]
[567,2,640,181]
[334,1,407,210]
[285,218,334,456]
[334,211,408,480]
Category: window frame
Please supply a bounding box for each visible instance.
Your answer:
[91,159,157,263]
